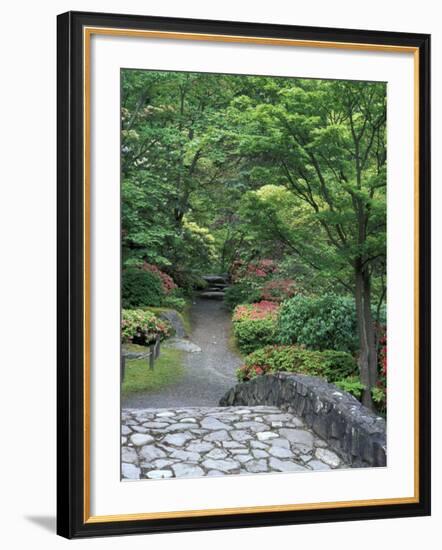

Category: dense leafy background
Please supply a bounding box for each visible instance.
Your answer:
[122,70,387,409]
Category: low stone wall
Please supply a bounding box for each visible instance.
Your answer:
[220,373,386,468]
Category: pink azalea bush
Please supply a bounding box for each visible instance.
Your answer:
[232,301,280,354]
[372,325,387,413]
[141,262,177,294]
[230,258,277,283]
[260,279,297,302]
[233,301,279,321]
[121,309,171,345]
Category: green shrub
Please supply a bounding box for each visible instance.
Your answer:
[237,345,356,382]
[161,294,187,312]
[122,268,164,308]
[233,318,277,355]
[121,309,171,345]
[192,277,209,291]
[335,376,366,399]
[232,302,279,354]
[371,385,386,415]
[277,294,358,352]
[224,283,262,311]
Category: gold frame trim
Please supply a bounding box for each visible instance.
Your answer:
[83,27,420,524]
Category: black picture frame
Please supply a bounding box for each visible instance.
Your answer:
[57,10,431,539]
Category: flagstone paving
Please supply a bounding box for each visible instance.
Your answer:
[121,405,348,480]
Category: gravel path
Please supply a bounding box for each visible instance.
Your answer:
[122,297,241,408]
[121,406,347,480]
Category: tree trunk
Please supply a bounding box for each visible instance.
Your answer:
[354,261,377,410]
[363,269,378,391]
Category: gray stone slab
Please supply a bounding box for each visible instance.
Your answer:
[140,445,167,461]
[146,469,173,479]
[257,431,279,442]
[205,448,228,460]
[269,457,308,472]
[130,433,155,446]
[121,447,138,464]
[203,430,230,442]
[234,421,270,432]
[315,448,341,468]
[186,441,214,453]
[201,416,231,430]
[163,432,193,446]
[170,449,201,462]
[202,458,239,472]
[165,423,201,433]
[122,463,140,480]
[278,429,314,447]
[245,459,268,473]
[268,446,294,459]
[308,460,332,471]
[172,463,205,478]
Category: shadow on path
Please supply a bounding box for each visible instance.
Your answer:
[122,297,241,408]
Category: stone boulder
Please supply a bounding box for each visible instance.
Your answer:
[157,309,187,338]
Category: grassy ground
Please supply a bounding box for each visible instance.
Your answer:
[122,345,185,396]
[180,304,192,334]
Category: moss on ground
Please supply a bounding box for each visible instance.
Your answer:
[179,304,192,334]
[228,326,243,360]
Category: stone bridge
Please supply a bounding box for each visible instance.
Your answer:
[122,369,386,481]
[122,405,345,480]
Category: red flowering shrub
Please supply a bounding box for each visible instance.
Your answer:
[121,309,171,345]
[372,325,387,414]
[233,301,279,322]
[229,260,245,283]
[260,279,297,302]
[141,262,177,294]
[379,329,387,377]
[247,259,276,278]
[230,258,277,283]
[232,301,280,354]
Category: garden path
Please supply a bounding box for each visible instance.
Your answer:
[122,297,241,408]
[122,297,351,479]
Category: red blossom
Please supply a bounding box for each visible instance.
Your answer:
[231,258,277,282]
[260,279,297,302]
[233,301,280,322]
[377,325,387,377]
[141,262,177,294]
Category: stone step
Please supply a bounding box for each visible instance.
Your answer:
[199,291,226,300]
[206,286,227,292]
[202,275,228,285]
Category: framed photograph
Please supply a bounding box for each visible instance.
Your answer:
[57,11,431,538]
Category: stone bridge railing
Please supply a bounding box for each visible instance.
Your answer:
[220,373,386,468]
